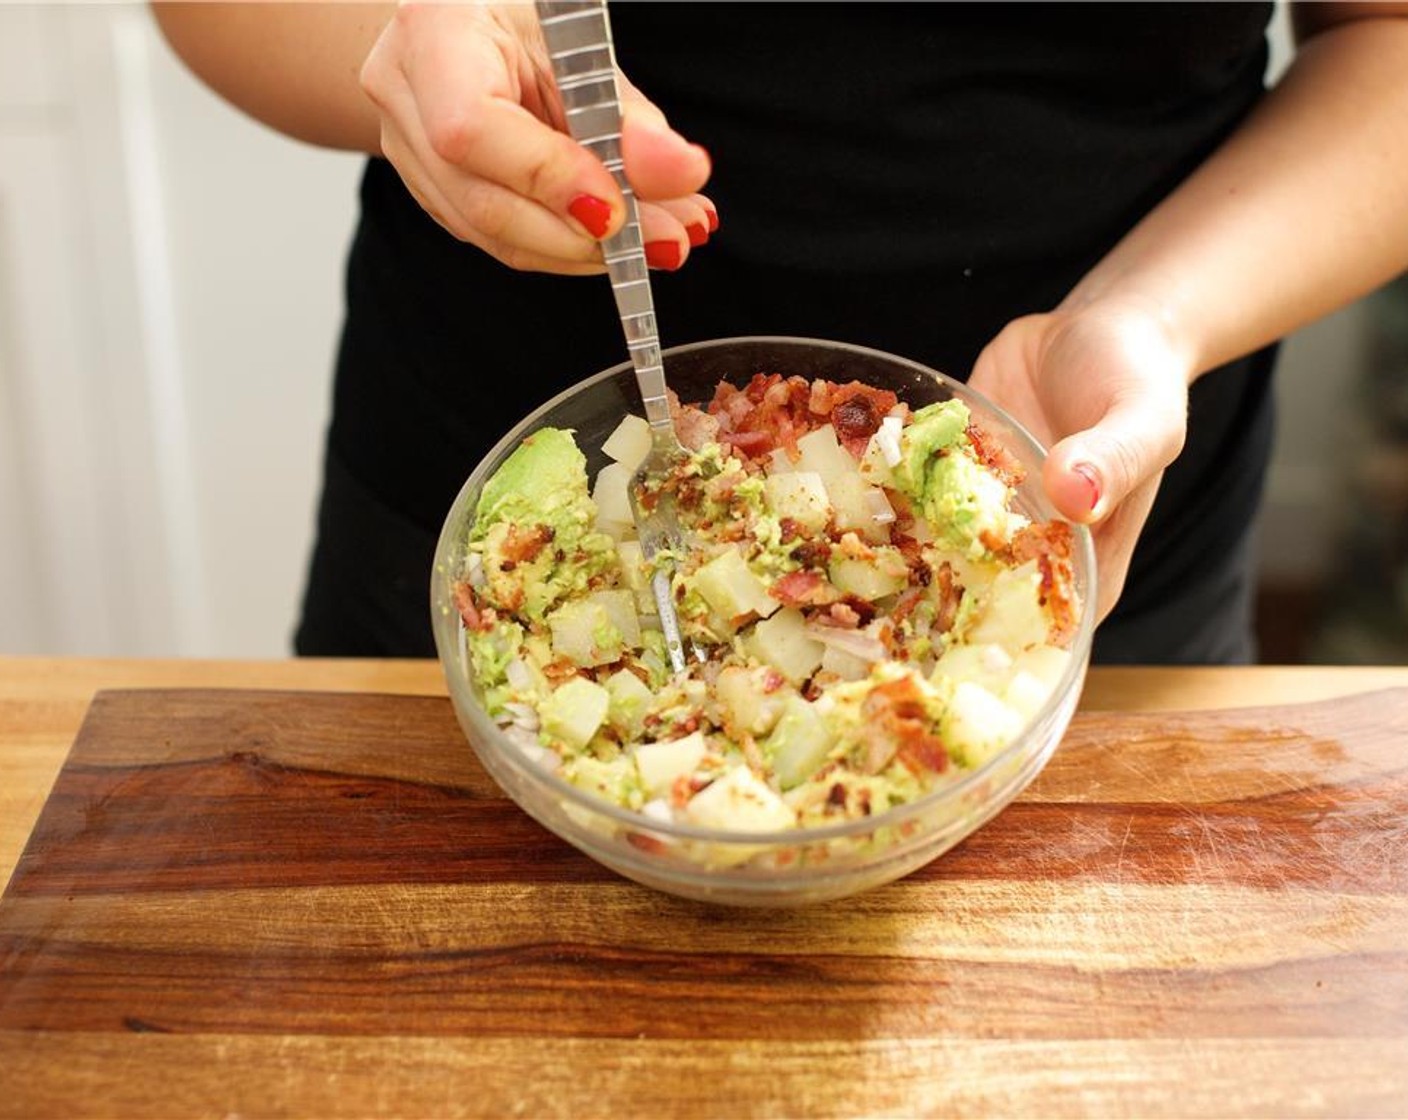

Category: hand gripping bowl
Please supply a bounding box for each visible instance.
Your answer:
[432,337,1096,906]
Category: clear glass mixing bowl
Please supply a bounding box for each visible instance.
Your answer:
[432,336,1095,905]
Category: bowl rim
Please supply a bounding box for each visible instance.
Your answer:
[433,334,1097,847]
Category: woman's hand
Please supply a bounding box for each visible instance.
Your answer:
[969,299,1194,620]
[360,1,715,274]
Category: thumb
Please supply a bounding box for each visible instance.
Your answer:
[617,72,711,199]
[1042,396,1186,525]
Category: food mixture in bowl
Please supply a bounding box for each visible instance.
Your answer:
[449,373,1079,848]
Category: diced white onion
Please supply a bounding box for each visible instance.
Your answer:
[503,701,540,731]
[505,728,555,768]
[803,622,887,663]
[465,552,487,590]
[640,798,675,824]
[505,658,533,691]
[876,416,903,468]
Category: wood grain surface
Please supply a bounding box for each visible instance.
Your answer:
[1,683,1406,1118]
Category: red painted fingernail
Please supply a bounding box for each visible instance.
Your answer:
[568,194,612,239]
[645,240,682,270]
[705,207,719,233]
[1072,463,1102,514]
[686,222,708,248]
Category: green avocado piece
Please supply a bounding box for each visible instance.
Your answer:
[473,427,590,540]
[892,400,969,499]
[469,427,617,624]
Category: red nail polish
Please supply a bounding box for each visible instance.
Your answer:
[705,207,719,233]
[1072,463,1102,514]
[686,222,708,248]
[645,240,682,270]
[568,194,612,239]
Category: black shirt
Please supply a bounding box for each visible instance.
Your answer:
[307,2,1277,661]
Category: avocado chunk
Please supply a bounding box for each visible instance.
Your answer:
[471,427,615,622]
[473,427,589,539]
[892,400,969,498]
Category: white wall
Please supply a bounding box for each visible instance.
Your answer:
[0,3,360,656]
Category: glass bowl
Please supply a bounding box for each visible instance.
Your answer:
[432,336,1096,906]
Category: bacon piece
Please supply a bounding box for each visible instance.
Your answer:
[833,395,881,442]
[966,421,1025,487]
[827,602,862,629]
[932,562,962,636]
[889,587,925,627]
[836,532,876,561]
[820,382,900,456]
[541,658,583,685]
[771,569,843,608]
[858,675,948,776]
[790,538,833,569]
[708,373,817,462]
[451,581,495,633]
[1010,519,1072,566]
[674,404,721,452]
[500,523,554,566]
[1008,521,1078,645]
[723,429,771,456]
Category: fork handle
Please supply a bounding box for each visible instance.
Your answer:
[536,0,673,439]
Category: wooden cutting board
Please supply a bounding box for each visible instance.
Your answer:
[1,687,1406,1118]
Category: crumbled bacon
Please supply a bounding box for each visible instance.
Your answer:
[932,562,962,634]
[858,675,948,776]
[703,374,900,463]
[995,522,1078,644]
[833,396,881,442]
[978,529,1007,554]
[724,429,772,456]
[707,374,813,461]
[966,421,1025,487]
[1009,520,1073,566]
[817,382,899,455]
[827,601,863,629]
[836,532,875,561]
[541,658,583,685]
[890,588,925,627]
[790,538,832,569]
[500,523,554,566]
[771,569,843,608]
[669,389,722,452]
[451,581,495,633]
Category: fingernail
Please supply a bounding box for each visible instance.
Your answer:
[645,240,682,270]
[1072,463,1102,514]
[686,222,708,248]
[704,207,719,233]
[568,194,612,239]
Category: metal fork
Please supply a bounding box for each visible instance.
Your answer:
[536,0,693,673]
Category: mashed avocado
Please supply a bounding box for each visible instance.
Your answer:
[471,427,615,622]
